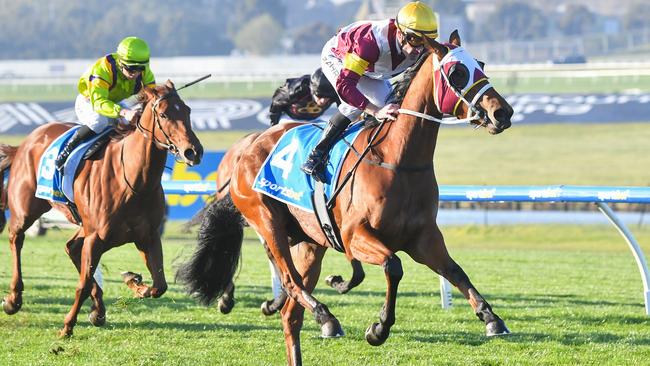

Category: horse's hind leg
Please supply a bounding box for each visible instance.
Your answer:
[2,199,49,315]
[280,241,327,366]
[64,229,106,326]
[217,281,235,314]
[325,258,365,294]
[406,225,510,336]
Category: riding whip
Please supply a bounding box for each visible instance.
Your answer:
[177,74,212,91]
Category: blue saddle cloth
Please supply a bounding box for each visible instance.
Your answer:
[252,122,365,213]
[35,126,112,203]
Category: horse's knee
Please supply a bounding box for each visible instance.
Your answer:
[384,255,403,282]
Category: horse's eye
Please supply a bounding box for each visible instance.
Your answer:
[159,113,167,119]
[448,63,469,89]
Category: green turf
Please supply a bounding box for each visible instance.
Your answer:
[0,223,649,365]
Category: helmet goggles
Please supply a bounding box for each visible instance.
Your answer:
[121,62,146,73]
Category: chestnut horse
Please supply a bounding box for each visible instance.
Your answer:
[179,32,512,365]
[0,80,203,337]
[179,132,365,315]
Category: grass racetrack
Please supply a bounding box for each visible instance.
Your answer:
[0,119,649,364]
[0,223,649,365]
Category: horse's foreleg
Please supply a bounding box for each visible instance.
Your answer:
[3,230,25,315]
[281,242,327,366]
[406,226,510,336]
[60,233,103,337]
[325,258,365,294]
[133,235,167,298]
[65,230,105,326]
[349,225,402,346]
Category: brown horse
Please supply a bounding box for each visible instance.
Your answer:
[179,32,512,365]
[180,132,366,315]
[0,80,203,337]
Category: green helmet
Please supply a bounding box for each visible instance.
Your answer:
[116,37,150,66]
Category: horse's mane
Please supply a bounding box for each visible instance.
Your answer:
[388,52,431,105]
[112,84,173,140]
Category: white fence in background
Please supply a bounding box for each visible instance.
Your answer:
[1,56,650,87]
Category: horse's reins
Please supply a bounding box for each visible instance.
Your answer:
[329,48,494,204]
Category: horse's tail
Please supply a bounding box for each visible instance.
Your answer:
[175,194,244,305]
[180,194,216,233]
[0,144,17,233]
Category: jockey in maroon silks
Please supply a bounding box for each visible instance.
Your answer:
[301,1,439,182]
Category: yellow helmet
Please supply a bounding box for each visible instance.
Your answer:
[396,1,438,39]
[116,36,150,66]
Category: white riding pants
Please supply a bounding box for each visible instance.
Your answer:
[75,94,130,133]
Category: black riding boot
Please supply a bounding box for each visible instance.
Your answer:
[54,125,96,172]
[301,112,352,182]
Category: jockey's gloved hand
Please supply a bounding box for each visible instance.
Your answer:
[374,103,399,121]
[119,108,140,123]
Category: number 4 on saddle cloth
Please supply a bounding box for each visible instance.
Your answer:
[252,121,365,213]
[35,126,113,204]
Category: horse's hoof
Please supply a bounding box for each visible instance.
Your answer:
[2,298,22,315]
[486,318,510,336]
[88,311,106,327]
[365,322,388,346]
[320,318,344,338]
[218,297,234,315]
[260,300,277,316]
[325,275,343,287]
[121,271,143,286]
[58,329,73,338]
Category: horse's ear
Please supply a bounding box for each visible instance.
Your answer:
[449,29,461,47]
[165,79,176,90]
[143,84,157,99]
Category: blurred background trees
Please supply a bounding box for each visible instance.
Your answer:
[0,0,647,59]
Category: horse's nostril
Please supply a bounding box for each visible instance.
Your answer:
[492,108,512,130]
[184,149,196,161]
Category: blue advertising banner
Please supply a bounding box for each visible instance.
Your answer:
[163,151,224,220]
[2,93,650,134]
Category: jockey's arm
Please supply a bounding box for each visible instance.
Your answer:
[269,79,292,125]
[142,68,156,90]
[337,49,395,120]
[88,80,122,119]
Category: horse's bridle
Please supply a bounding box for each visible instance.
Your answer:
[135,91,183,158]
[399,46,492,128]
[121,90,186,193]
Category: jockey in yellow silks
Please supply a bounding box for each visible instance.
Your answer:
[301,1,438,182]
[55,36,156,171]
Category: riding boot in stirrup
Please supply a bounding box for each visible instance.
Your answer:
[301,112,351,182]
[54,125,96,173]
